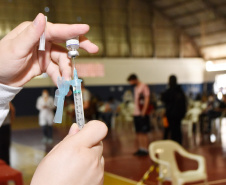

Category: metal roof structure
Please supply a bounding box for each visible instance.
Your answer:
[151,0,226,61]
[1,0,226,60]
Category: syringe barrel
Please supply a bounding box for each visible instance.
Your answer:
[73,84,85,130]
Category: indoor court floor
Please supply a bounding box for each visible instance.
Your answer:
[9,116,226,185]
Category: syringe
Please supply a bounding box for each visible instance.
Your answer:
[72,69,85,130]
[66,37,85,130]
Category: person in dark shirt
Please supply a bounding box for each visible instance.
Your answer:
[161,75,187,144]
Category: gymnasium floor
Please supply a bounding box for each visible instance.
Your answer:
[10,116,226,185]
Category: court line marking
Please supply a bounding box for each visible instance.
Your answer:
[105,172,137,184]
[104,173,226,185]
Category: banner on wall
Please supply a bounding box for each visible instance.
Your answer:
[35,63,105,79]
[75,63,105,77]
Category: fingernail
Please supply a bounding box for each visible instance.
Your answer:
[33,14,39,27]
[68,124,75,134]
[68,123,79,135]
[65,76,72,81]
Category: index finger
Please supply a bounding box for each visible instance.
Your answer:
[46,23,89,42]
[72,120,108,148]
[46,24,99,53]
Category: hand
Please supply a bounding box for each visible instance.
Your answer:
[31,121,108,185]
[0,13,98,87]
[141,110,146,117]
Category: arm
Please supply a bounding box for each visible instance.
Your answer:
[0,84,22,126]
[178,148,206,173]
[83,101,90,110]
[36,97,42,111]
[141,96,150,116]
[149,145,171,177]
[141,85,150,116]
[83,90,91,110]
[48,97,55,110]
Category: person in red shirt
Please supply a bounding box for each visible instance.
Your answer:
[127,74,151,156]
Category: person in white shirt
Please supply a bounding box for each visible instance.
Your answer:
[36,89,55,144]
[0,13,107,185]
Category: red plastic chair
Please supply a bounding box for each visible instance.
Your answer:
[0,160,23,185]
[0,161,6,166]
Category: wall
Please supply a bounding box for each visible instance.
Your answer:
[25,58,205,86]
[204,70,226,83]
[13,58,207,116]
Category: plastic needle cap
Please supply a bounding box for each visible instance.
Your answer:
[39,16,47,51]
[53,77,70,123]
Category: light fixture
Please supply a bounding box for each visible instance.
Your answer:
[44,7,50,13]
[206,60,226,72]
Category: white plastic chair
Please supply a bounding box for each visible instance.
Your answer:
[149,140,208,185]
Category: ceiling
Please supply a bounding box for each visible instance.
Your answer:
[1,0,226,60]
[151,0,226,61]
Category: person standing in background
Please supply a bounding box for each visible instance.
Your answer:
[127,74,151,156]
[0,102,15,165]
[161,75,187,144]
[36,89,55,144]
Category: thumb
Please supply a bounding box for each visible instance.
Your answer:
[68,123,80,135]
[12,13,46,56]
[72,120,108,148]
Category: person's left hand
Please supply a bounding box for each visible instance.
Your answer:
[31,121,108,185]
[0,13,98,87]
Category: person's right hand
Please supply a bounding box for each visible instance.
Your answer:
[31,121,108,185]
[0,13,98,87]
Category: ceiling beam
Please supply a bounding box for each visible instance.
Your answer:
[200,42,226,48]
[170,8,207,20]
[192,28,226,38]
[156,0,198,11]
[202,0,226,25]
[149,1,201,57]
[182,19,223,30]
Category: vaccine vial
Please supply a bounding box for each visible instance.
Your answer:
[66,36,79,58]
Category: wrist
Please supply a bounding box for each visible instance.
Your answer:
[0,83,22,105]
[0,83,22,125]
